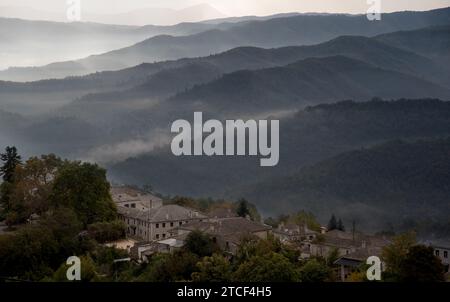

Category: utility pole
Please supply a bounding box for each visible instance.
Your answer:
[352,220,356,242]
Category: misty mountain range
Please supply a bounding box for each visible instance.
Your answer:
[0,4,226,26]
[0,7,450,231]
[2,7,450,81]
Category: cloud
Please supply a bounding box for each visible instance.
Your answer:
[82,129,170,164]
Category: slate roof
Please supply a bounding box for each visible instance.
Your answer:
[176,217,272,244]
[319,230,391,249]
[118,204,207,222]
[111,186,162,204]
[208,207,238,219]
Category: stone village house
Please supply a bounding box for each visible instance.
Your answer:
[112,186,208,242]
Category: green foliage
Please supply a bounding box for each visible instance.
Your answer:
[0,146,22,219]
[87,220,126,243]
[264,211,321,232]
[337,219,345,232]
[233,252,300,282]
[398,245,446,282]
[326,248,340,267]
[51,255,100,282]
[191,254,232,282]
[236,198,251,218]
[299,258,331,282]
[50,162,116,226]
[327,214,338,231]
[0,153,123,281]
[0,146,22,183]
[0,225,59,280]
[137,251,199,282]
[3,154,65,225]
[293,210,321,232]
[39,207,83,255]
[382,232,417,279]
[184,230,218,257]
[167,196,263,221]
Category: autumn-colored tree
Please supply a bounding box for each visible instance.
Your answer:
[381,231,416,280]
[6,155,64,224]
[49,162,116,226]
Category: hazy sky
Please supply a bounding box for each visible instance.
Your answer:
[1,0,449,16]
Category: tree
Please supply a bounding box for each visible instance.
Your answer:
[299,259,331,282]
[382,232,416,280]
[4,155,65,225]
[326,248,340,267]
[52,255,100,282]
[87,220,126,243]
[39,207,83,256]
[398,245,445,282]
[137,251,199,282]
[0,146,22,217]
[0,146,21,183]
[184,230,217,257]
[337,219,345,232]
[236,198,251,218]
[233,252,300,282]
[293,210,321,232]
[49,162,116,226]
[327,214,337,231]
[191,254,232,282]
[0,225,59,280]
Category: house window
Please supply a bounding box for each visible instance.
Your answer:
[156,234,160,239]
[162,223,166,228]
[131,203,136,208]
[179,222,182,226]
[436,250,440,257]
[444,251,448,258]
[170,222,174,227]
[156,223,159,228]
[163,234,166,239]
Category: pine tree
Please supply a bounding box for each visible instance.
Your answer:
[0,146,22,183]
[0,146,22,215]
[236,199,251,219]
[327,214,337,231]
[337,219,345,231]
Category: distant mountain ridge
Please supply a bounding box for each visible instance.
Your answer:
[0,4,226,26]
[2,7,449,81]
[3,26,450,115]
[164,55,450,115]
[0,14,239,73]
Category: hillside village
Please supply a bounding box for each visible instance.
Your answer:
[0,148,449,282]
[109,186,450,281]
